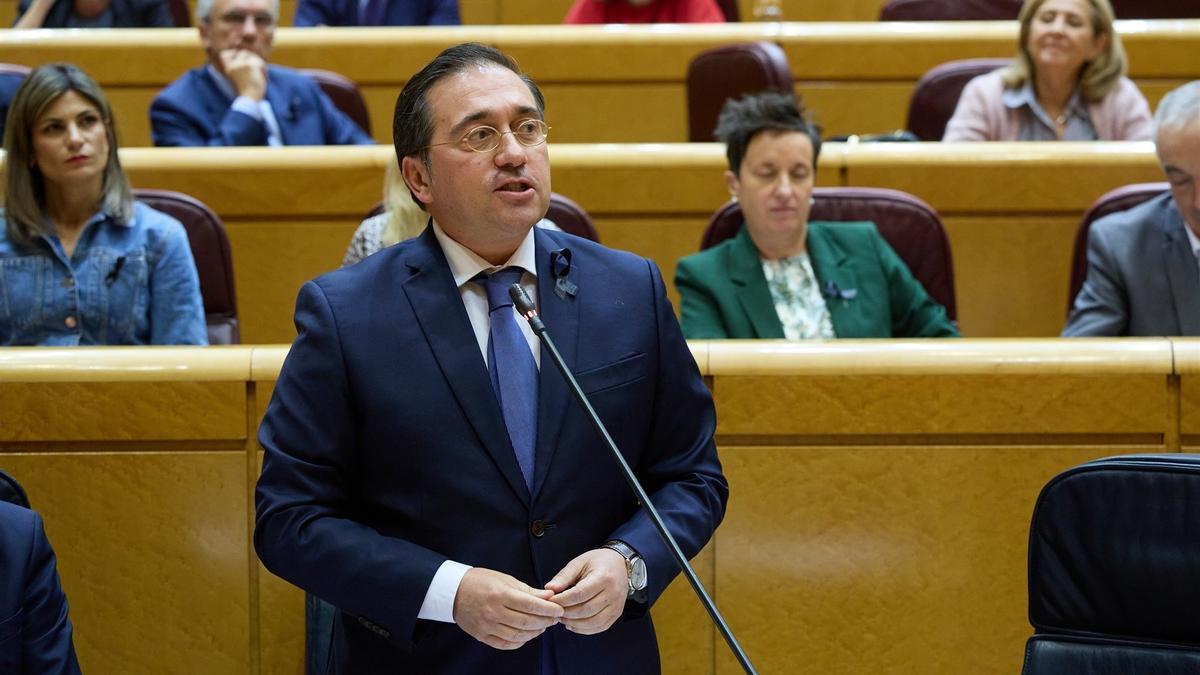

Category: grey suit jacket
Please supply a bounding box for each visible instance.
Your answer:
[1063,192,1200,336]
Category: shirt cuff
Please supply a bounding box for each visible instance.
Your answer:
[417,560,472,623]
[231,96,262,120]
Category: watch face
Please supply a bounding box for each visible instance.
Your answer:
[630,557,648,591]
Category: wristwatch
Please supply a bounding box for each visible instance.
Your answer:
[603,540,648,599]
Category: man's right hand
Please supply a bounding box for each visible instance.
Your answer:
[219,49,267,101]
[453,567,564,650]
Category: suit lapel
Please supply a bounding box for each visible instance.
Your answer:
[807,224,856,337]
[263,68,295,145]
[531,231,579,497]
[1161,209,1200,335]
[402,230,531,505]
[729,228,786,338]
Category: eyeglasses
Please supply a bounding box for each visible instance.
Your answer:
[215,10,275,27]
[425,119,550,153]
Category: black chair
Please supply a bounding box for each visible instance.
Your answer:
[1024,455,1200,673]
[0,469,30,508]
[906,58,1009,141]
[133,189,240,344]
[702,186,957,320]
[300,68,372,136]
[686,42,792,142]
[1067,183,1168,314]
[880,0,1022,20]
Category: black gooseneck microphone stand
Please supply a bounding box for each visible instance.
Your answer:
[509,284,757,675]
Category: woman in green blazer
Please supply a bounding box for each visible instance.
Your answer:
[675,92,958,339]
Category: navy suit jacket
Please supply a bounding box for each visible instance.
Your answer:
[150,65,374,147]
[255,226,727,673]
[293,0,459,25]
[0,502,80,675]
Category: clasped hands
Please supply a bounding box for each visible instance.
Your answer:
[453,547,629,650]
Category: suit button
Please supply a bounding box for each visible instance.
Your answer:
[531,520,546,537]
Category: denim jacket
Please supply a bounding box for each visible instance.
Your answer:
[0,202,208,345]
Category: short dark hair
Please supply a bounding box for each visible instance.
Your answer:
[392,42,545,166]
[715,91,822,177]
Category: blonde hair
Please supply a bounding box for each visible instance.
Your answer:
[3,63,131,249]
[1000,0,1126,102]
[378,160,427,248]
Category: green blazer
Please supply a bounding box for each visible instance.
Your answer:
[675,222,959,339]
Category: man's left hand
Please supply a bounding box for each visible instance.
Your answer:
[544,548,628,635]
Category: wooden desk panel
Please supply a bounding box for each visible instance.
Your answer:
[3,21,1197,146]
[0,343,1193,674]
[1177,341,1200,442]
[1,451,251,674]
[942,215,1077,338]
[714,444,1120,675]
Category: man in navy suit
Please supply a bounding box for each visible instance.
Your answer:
[150,0,373,147]
[0,501,81,674]
[254,43,728,673]
[293,0,458,26]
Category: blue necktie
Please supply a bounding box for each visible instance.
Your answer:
[482,268,538,489]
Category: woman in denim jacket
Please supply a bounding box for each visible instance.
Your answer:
[0,63,206,345]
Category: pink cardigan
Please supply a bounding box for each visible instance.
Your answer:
[942,69,1153,141]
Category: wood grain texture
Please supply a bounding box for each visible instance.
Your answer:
[0,343,1193,673]
[0,381,245,441]
[713,445,1151,675]
[1,451,250,674]
[653,544,716,675]
[713,374,1169,436]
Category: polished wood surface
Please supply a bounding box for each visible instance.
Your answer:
[0,143,1160,342]
[0,341,1196,673]
[1,21,1195,146]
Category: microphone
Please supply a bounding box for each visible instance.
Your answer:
[507,284,758,675]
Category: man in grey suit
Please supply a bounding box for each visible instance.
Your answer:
[1063,80,1200,337]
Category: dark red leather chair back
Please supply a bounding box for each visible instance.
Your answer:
[702,186,957,320]
[365,192,599,243]
[300,68,372,136]
[545,192,600,242]
[714,0,739,21]
[880,0,1022,19]
[1067,182,1169,313]
[686,42,793,142]
[168,0,190,25]
[134,189,240,344]
[1110,1,1200,18]
[906,58,1009,141]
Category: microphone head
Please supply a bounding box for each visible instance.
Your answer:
[508,283,537,316]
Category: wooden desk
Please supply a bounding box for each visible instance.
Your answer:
[1,21,1195,147]
[0,339,1192,673]
[0,0,899,28]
